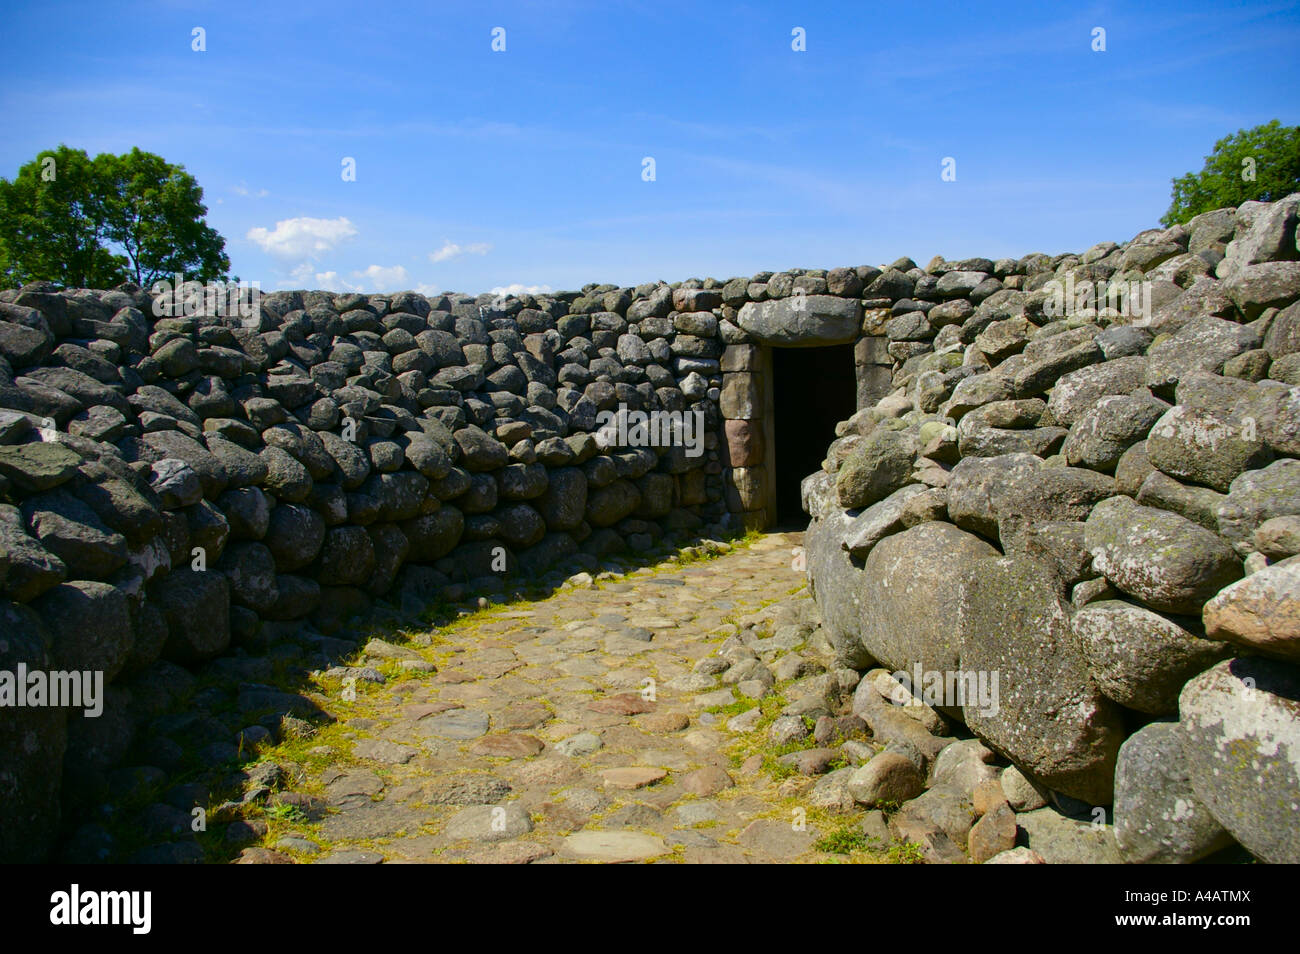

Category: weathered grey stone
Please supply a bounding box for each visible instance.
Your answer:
[851,683,950,766]
[1147,404,1271,492]
[1217,196,1298,274]
[889,786,976,853]
[21,490,127,580]
[404,434,452,479]
[155,569,230,664]
[931,739,999,799]
[0,503,65,601]
[999,765,1048,812]
[1016,808,1123,863]
[1264,300,1300,358]
[143,430,228,498]
[1046,356,1149,426]
[0,443,81,493]
[1224,261,1300,319]
[1084,496,1242,615]
[946,452,1042,540]
[419,709,491,740]
[585,479,640,528]
[215,487,270,542]
[1074,600,1231,714]
[804,512,874,669]
[1254,515,1300,559]
[319,432,371,489]
[735,296,860,347]
[454,425,509,471]
[1217,459,1300,555]
[1239,381,1300,458]
[33,580,133,680]
[218,542,279,614]
[0,600,65,863]
[149,458,203,509]
[956,416,1066,458]
[260,445,312,502]
[1145,316,1261,390]
[1062,393,1170,472]
[441,804,532,843]
[835,429,915,509]
[1135,470,1226,533]
[317,526,376,586]
[992,466,1115,556]
[854,522,999,676]
[1179,657,1300,863]
[1113,721,1232,864]
[264,504,326,571]
[840,485,928,557]
[957,554,1124,804]
[847,752,924,807]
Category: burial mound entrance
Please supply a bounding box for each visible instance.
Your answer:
[771,343,858,526]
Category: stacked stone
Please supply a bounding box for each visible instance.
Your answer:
[2,194,1297,864]
[714,269,879,522]
[0,277,734,861]
[718,343,766,522]
[801,193,1300,863]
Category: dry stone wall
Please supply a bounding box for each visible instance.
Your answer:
[801,194,1300,863]
[0,279,751,861]
[1,194,1297,863]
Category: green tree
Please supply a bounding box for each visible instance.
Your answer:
[0,145,125,287]
[99,147,229,287]
[1162,120,1300,226]
[0,145,229,288]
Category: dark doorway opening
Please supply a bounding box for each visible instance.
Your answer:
[772,344,858,528]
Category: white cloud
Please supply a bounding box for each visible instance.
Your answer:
[232,181,269,197]
[490,283,552,297]
[429,240,491,263]
[277,260,435,294]
[414,283,441,296]
[353,264,409,289]
[310,270,356,293]
[247,217,358,258]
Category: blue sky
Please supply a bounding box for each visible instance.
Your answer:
[2,0,1298,295]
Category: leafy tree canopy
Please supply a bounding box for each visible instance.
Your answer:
[1162,120,1300,226]
[0,145,230,289]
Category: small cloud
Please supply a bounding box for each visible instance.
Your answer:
[279,262,436,294]
[311,270,344,292]
[490,283,552,297]
[312,270,365,293]
[232,181,270,198]
[414,283,441,296]
[353,264,409,290]
[429,240,491,263]
[247,217,358,258]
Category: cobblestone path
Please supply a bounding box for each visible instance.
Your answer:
[230,530,884,864]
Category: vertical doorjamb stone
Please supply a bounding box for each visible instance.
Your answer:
[720,343,770,528]
[760,345,777,528]
[855,335,892,410]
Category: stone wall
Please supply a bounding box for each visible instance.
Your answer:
[801,194,1300,863]
[0,280,748,861]
[2,193,1297,863]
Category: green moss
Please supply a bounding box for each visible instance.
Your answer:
[813,824,871,854]
[885,841,926,864]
